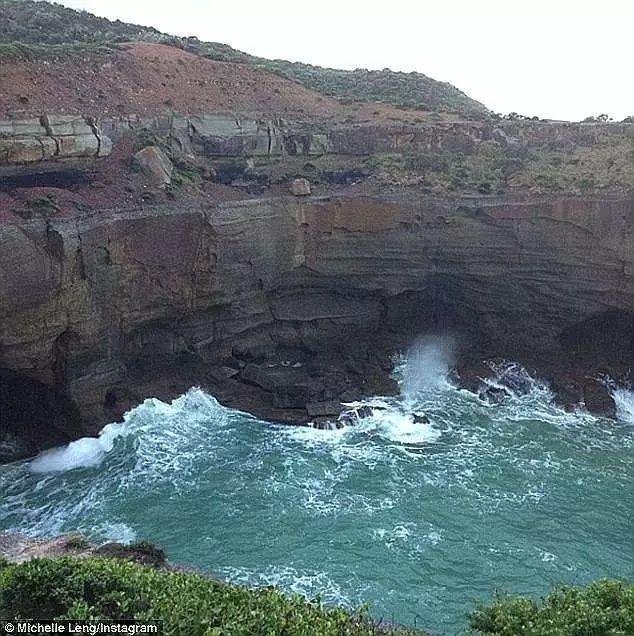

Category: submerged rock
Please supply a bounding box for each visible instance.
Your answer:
[337,404,379,426]
[479,385,510,404]
[309,420,345,430]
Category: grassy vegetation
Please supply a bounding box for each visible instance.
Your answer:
[468,579,634,635]
[0,0,488,116]
[0,557,422,635]
[169,155,206,190]
[242,61,488,116]
[0,0,162,45]
[363,133,634,194]
[509,136,634,193]
[0,41,117,60]
[364,142,522,194]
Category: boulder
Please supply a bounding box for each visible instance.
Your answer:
[479,385,509,404]
[290,177,311,196]
[133,146,173,188]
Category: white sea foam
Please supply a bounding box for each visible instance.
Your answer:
[1,345,632,635]
[94,521,137,544]
[374,410,441,445]
[27,388,234,475]
[219,565,354,606]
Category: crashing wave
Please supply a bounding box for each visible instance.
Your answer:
[612,388,634,424]
[29,421,131,473]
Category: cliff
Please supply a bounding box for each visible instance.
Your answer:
[1,181,632,460]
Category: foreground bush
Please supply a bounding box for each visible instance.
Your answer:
[0,557,420,635]
[469,579,634,635]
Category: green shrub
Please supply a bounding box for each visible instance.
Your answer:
[469,579,634,635]
[170,156,204,189]
[0,557,422,635]
[22,195,61,218]
[0,42,116,61]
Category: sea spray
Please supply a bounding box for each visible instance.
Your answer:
[400,335,456,399]
[597,374,634,424]
[481,361,549,398]
[28,389,234,474]
[613,387,634,424]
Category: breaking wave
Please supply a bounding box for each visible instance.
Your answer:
[30,421,130,473]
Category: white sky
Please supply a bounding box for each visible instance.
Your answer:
[55,0,633,121]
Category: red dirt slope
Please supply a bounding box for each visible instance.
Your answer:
[0,42,344,118]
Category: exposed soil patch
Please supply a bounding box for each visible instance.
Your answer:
[0,43,344,119]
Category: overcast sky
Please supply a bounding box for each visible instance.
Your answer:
[56,0,633,121]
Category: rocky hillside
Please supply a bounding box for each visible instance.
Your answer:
[0,0,488,116]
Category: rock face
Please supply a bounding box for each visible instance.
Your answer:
[0,115,112,176]
[0,191,632,460]
[0,532,170,570]
[0,111,632,461]
[100,112,632,160]
[133,146,173,188]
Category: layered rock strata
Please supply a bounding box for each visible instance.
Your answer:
[1,190,631,461]
[0,115,112,177]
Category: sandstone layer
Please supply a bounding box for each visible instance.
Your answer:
[0,114,112,178]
